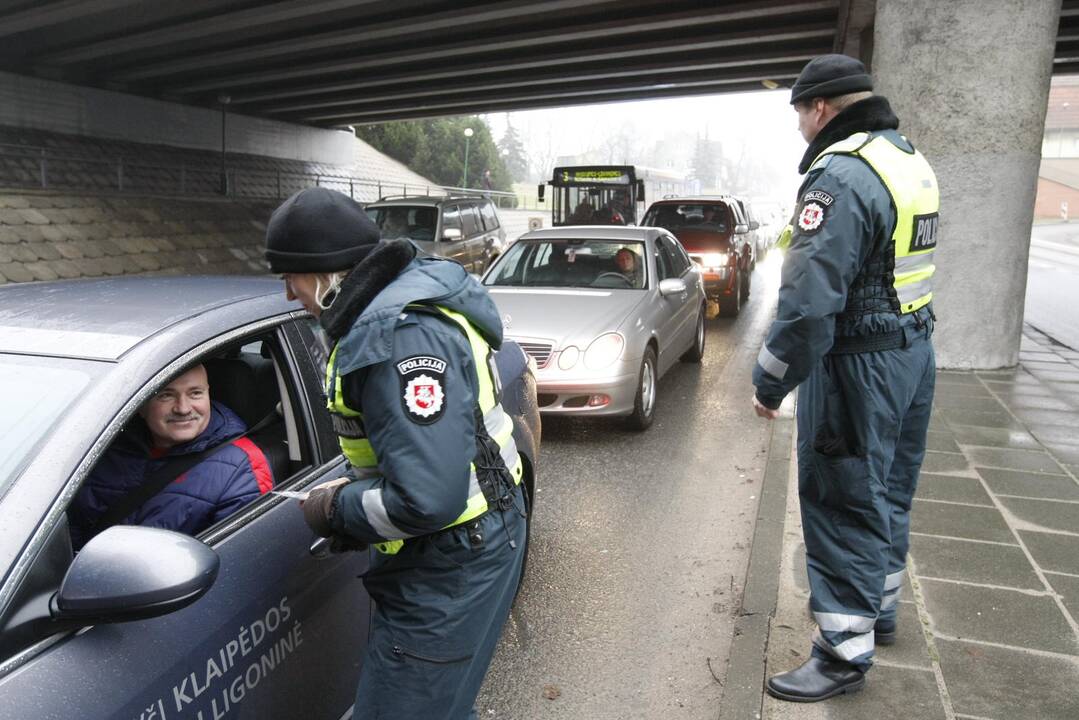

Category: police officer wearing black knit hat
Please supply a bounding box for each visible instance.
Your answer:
[266,187,527,719]
[752,55,940,701]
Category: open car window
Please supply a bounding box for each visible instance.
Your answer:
[65,326,317,552]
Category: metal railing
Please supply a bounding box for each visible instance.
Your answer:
[0,142,534,209]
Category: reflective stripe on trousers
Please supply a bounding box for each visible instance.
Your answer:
[798,329,935,670]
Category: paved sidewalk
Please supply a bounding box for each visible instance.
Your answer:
[761,325,1079,720]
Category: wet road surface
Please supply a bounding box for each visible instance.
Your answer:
[1027,224,1079,349]
[477,256,783,719]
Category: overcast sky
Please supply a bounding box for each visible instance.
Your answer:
[484,88,808,203]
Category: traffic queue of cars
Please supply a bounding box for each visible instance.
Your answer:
[470,193,768,430]
[0,277,539,720]
[0,190,759,719]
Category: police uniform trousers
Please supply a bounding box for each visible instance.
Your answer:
[352,482,527,720]
[796,316,935,671]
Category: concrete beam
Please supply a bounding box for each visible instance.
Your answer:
[0,0,141,39]
[833,0,877,65]
[38,0,379,65]
[120,1,835,86]
[303,69,807,126]
[272,60,812,123]
[226,26,833,108]
[873,0,1062,368]
[0,71,354,166]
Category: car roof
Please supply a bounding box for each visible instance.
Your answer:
[367,195,488,207]
[0,276,287,361]
[650,196,739,204]
[518,226,666,241]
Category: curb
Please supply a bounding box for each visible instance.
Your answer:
[718,414,794,720]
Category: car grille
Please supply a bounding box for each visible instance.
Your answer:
[516,341,554,369]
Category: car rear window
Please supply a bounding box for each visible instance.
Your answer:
[643,203,731,233]
[365,205,438,242]
[0,357,96,494]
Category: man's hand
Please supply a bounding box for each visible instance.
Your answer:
[301,477,352,537]
[753,394,780,420]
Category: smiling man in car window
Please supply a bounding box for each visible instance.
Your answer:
[67,363,273,550]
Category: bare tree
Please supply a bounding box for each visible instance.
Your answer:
[527,123,559,182]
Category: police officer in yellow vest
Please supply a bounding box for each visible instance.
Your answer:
[752,55,939,702]
[264,188,526,719]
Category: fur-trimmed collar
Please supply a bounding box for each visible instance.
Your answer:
[798,95,900,174]
[320,240,417,341]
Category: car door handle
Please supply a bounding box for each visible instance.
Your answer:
[309,536,333,559]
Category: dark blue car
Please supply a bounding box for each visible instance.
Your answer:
[0,277,539,720]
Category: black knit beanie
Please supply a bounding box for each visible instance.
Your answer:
[264,187,381,274]
[790,54,873,105]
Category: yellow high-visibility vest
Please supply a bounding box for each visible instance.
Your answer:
[811,132,940,314]
[325,305,522,555]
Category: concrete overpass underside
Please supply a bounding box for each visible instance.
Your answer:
[1,0,1075,128]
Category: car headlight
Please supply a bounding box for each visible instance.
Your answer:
[701,253,729,269]
[584,333,625,370]
[558,345,580,370]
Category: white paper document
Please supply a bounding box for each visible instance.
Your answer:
[271,489,311,501]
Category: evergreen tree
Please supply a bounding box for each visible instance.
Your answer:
[356,116,510,191]
[498,117,530,183]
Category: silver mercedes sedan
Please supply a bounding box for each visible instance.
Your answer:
[482,226,706,430]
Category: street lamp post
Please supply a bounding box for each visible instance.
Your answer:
[462,127,474,188]
[218,94,231,195]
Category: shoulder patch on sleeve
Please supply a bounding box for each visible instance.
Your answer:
[796,199,828,235]
[398,355,448,424]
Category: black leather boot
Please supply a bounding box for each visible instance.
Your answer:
[766,656,866,702]
[875,619,897,646]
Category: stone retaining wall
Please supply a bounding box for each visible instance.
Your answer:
[0,191,273,284]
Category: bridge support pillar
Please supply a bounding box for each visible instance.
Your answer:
[872,0,1061,368]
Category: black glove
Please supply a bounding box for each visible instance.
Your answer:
[329,535,369,553]
[301,477,351,537]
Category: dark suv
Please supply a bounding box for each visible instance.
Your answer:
[641,197,755,316]
[365,194,508,274]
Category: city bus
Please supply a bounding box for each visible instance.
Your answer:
[539,165,688,226]
[539,165,644,226]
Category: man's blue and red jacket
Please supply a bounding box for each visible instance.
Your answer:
[68,401,273,549]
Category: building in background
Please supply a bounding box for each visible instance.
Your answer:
[1037,76,1079,220]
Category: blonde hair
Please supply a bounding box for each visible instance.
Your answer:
[825,91,874,113]
[314,271,349,310]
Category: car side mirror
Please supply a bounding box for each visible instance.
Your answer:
[442,227,463,241]
[749,221,760,231]
[658,278,687,297]
[51,526,219,628]
[537,185,546,203]
[734,223,749,234]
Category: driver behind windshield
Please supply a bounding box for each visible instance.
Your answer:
[380,207,410,240]
[614,247,641,285]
